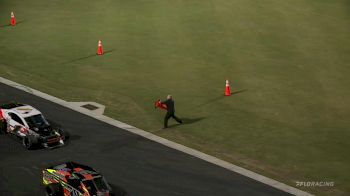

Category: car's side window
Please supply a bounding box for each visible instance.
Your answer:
[9,113,25,126]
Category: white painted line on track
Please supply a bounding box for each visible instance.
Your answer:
[0,76,312,196]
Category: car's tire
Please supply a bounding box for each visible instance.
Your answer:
[0,121,6,134]
[22,135,38,149]
[58,129,70,141]
[45,183,63,196]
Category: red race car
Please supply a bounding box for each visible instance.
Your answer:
[43,162,126,196]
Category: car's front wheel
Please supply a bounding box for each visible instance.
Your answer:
[0,120,6,134]
[58,129,70,141]
[22,135,38,149]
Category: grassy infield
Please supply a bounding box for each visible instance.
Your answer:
[1,0,349,195]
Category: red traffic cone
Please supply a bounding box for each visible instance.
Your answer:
[10,12,16,26]
[224,79,231,96]
[97,40,103,55]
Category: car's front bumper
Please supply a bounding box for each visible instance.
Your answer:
[41,136,65,149]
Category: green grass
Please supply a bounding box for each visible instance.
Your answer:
[1,0,350,195]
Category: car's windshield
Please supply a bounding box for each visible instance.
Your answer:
[83,177,110,194]
[25,114,49,128]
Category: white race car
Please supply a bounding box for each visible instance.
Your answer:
[0,102,69,149]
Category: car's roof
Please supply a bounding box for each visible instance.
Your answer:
[10,105,42,118]
[51,162,97,171]
[49,162,101,181]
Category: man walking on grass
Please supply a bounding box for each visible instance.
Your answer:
[161,95,182,129]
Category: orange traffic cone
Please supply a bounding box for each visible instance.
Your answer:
[10,12,16,26]
[224,79,231,96]
[97,40,103,55]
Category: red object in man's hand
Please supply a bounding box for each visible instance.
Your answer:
[154,100,167,110]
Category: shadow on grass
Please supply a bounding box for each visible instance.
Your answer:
[191,89,248,109]
[153,117,206,133]
[104,49,115,55]
[193,96,225,109]
[60,49,115,64]
[0,20,25,28]
[182,117,206,125]
[0,24,10,28]
[167,117,206,128]
[16,20,25,25]
[230,89,248,95]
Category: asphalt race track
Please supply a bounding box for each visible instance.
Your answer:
[0,83,291,196]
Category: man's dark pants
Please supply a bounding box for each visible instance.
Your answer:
[164,112,182,128]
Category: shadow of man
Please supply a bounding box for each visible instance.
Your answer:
[167,117,206,128]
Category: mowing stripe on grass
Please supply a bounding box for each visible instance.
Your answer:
[0,76,312,196]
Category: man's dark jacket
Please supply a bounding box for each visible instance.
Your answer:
[162,99,175,113]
